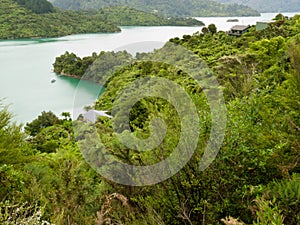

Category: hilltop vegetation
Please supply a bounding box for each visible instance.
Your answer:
[2,14,300,225]
[50,0,260,17]
[216,0,300,13]
[12,0,55,13]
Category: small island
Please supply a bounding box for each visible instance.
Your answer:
[227,19,239,22]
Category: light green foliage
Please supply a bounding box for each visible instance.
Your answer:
[46,14,300,224]
[262,174,300,224]
[22,146,105,224]
[253,197,285,225]
[88,14,300,224]
[0,102,27,165]
[0,103,110,224]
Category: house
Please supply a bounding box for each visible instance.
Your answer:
[83,110,112,123]
[228,25,250,37]
[256,20,274,31]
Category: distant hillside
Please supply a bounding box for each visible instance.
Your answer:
[0,0,203,39]
[98,6,204,26]
[215,0,300,13]
[12,0,55,13]
[0,0,119,39]
[49,0,260,17]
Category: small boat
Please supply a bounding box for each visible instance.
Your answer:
[50,78,56,83]
[227,19,239,22]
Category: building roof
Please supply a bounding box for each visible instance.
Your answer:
[230,25,250,31]
[83,110,112,123]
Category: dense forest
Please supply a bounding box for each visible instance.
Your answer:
[2,14,300,225]
[215,0,300,13]
[0,0,119,39]
[49,0,260,17]
[12,0,55,13]
[0,0,202,39]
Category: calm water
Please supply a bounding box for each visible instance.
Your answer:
[1,12,299,124]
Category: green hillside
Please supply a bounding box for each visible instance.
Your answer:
[0,0,203,40]
[98,6,204,26]
[50,0,260,17]
[215,0,300,13]
[0,0,120,39]
[12,0,55,13]
[52,15,300,224]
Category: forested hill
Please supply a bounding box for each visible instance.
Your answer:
[49,0,260,17]
[0,0,203,39]
[215,0,300,13]
[12,0,55,13]
[0,0,120,39]
[97,6,204,26]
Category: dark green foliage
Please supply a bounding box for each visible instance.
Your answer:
[208,23,217,34]
[201,26,210,34]
[51,0,260,17]
[53,50,133,82]
[289,34,300,91]
[274,13,285,21]
[53,51,90,77]
[12,0,55,14]
[25,111,59,136]
[0,0,120,39]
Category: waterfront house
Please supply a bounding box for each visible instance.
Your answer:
[228,25,250,36]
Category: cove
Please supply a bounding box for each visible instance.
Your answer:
[0,26,202,123]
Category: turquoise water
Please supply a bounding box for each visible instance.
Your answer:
[0,26,201,123]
